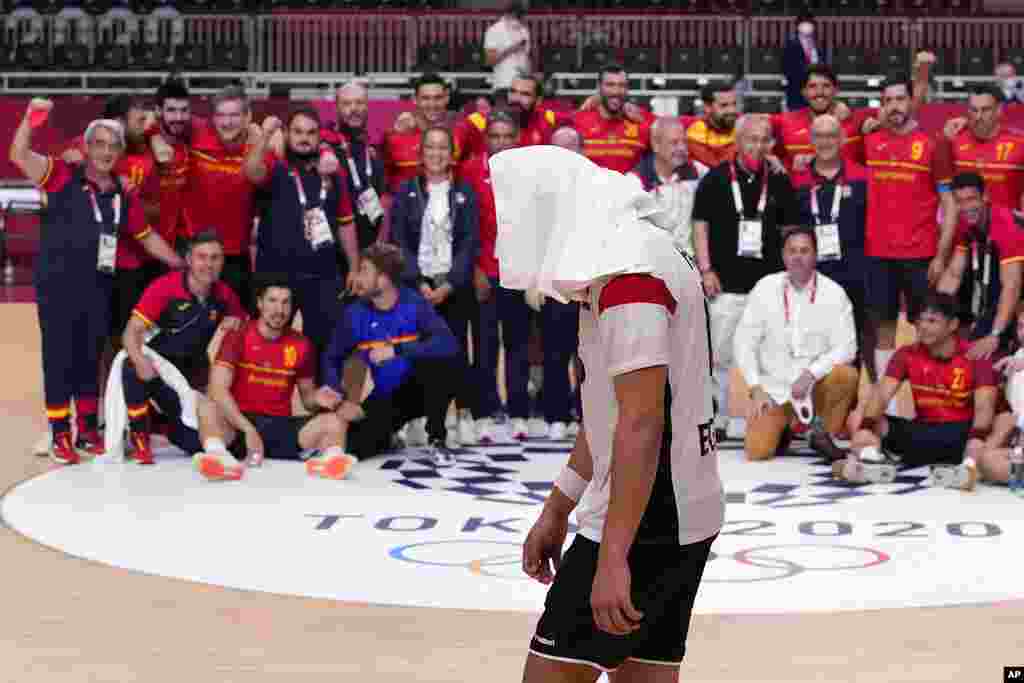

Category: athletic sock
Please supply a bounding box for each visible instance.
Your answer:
[75,396,99,435]
[202,437,229,455]
[47,403,71,437]
[127,403,150,434]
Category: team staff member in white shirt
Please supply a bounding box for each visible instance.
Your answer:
[491,145,724,681]
[484,1,531,93]
[735,226,858,461]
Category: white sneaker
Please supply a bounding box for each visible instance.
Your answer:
[477,418,500,444]
[444,428,461,450]
[929,462,977,491]
[404,418,429,447]
[549,422,568,441]
[832,453,897,484]
[458,415,477,445]
[510,418,529,440]
[528,417,549,439]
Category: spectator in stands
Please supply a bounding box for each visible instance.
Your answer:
[321,244,460,464]
[937,173,1024,358]
[180,85,263,305]
[995,62,1024,104]
[735,226,858,461]
[459,73,557,162]
[323,81,387,276]
[631,116,708,255]
[484,0,531,94]
[243,109,357,374]
[120,231,246,465]
[192,277,353,482]
[9,100,185,464]
[384,73,466,193]
[460,110,523,443]
[686,82,738,170]
[840,291,994,491]
[945,85,1024,211]
[782,12,821,112]
[692,114,800,440]
[790,114,870,362]
[980,310,1024,484]
[863,75,956,392]
[572,64,652,174]
[551,125,583,153]
[390,126,479,445]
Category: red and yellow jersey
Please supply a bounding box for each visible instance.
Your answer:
[886,340,996,423]
[457,107,558,163]
[685,118,736,170]
[573,110,650,173]
[770,107,874,172]
[215,321,315,418]
[864,127,953,259]
[950,128,1024,210]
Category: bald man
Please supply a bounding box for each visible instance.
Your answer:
[631,117,708,256]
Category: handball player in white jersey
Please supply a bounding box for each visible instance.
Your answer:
[489,145,725,682]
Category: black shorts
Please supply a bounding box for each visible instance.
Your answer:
[529,533,717,673]
[168,413,313,459]
[882,417,970,467]
[111,264,160,340]
[864,257,931,323]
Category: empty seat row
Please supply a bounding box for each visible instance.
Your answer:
[0,40,247,70]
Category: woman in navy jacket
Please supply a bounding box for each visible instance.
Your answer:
[390,125,480,433]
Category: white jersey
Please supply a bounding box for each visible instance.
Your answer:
[575,256,725,547]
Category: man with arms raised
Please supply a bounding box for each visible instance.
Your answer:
[492,145,723,681]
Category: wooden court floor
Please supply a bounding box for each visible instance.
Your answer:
[0,302,1021,683]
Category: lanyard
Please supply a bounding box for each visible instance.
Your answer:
[783,273,817,327]
[292,168,327,209]
[810,176,844,225]
[970,216,993,316]
[86,187,120,226]
[341,140,373,192]
[730,162,767,218]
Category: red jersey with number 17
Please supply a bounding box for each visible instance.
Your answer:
[214,320,316,417]
[886,339,995,423]
[950,127,1024,210]
[864,127,953,259]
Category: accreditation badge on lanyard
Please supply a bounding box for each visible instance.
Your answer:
[89,188,120,274]
[732,163,767,259]
[346,145,384,223]
[294,170,333,250]
[811,180,843,262]
[971,237,992,318]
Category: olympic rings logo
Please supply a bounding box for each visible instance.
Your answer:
[389,540,890,584]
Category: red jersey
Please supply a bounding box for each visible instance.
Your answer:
[953,205,1024,264]
[770,107,873,172]
[183,119,258,256]
[457,107,558,163]
[950,127,1024,210]
[214,320,315,417]
[684,118,736,170]
[864,127,953,259]
[143,117,207,248]
[886,339,996,423]
[381,123,467,194]
[457,154,499,278]
[573,110,650,173]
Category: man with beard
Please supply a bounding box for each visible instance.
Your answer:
[321,81,387,278]
[937,173,1024,358]
[630,117,708,256]
[243,108,356,376]
[572,64,652,174]
[685,82,739,170]
[320,244,460,464]
[148,79,195,253]
[120,232,246,465]
[458,73,557,163]
[11,100,188,463]
[863,75,957,409]
[191,277,354,482]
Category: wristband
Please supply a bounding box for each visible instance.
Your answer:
[554,465,588,503]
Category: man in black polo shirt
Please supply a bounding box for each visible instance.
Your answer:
[121,231,246,464]
[692,114,800,440]
[244,107,356,372]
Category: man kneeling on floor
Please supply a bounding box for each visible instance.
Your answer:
[734,225,858,461]
[193,276,355,481]
[320,243,460,466]
[838,290,996,490]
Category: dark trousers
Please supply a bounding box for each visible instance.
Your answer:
[346,358,458,460]
[540,298,579,423]
[221,254,252,313]
[434,285,477,413]
[290,275,344,383]
[820,249,868,364]
[37,284,110,432]
[122,359,188,426]
[475,279,532,420]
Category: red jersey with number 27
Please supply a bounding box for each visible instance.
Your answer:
[886,340,995,423]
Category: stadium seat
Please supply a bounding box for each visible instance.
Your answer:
[541,46,578,73]
[29,0,61,13]
[211,41,248,71]
[1001,49,1024,75]
[178,0,216,12]
[845,96,871,110]
[667,47,702,74]
[55,42,91,69]
[748,47,781,75]
[960,48,993,77]
[832,48,870,76]
[173,42,207,70]
[130,0,159,12]
[82,0,115,13]
[707,47,742,78]
[743,95,781,114]
[13,43,47,71]
[582,45,616,73]
[878,48,910,75]
[134,40,171,69]
[622,47,661,74]
[94,41,133,70]
[214,0,248,11]
[454,42,487,73]
[750,0,785,14]
[415,44,451,72]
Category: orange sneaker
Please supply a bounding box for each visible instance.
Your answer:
[305,452,357,480]
[127,431,155,465]
[50,432,80,465]
[193,452,244,481]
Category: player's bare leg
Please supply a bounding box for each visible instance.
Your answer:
[193,396,243,481]
[608,660,680,683]
[522,652,603,683]
[977,411,1016,483]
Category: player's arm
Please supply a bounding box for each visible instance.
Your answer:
[243,116,281,185]
[9,98,53,184]
[130,194,185,269]
[547,422,594,518]
[859,377,903,427]
[207,362,259,436]
[122,314,151,371]
[911,50,934,113]
[971,385,998,440]
[937,247,968,295]
[296,377,319,413]
[993,261,1024,339]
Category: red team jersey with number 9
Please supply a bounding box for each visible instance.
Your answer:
[885,340,995,423]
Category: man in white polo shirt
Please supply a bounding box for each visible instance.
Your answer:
[490,145,724,681]
[484,1,531,93]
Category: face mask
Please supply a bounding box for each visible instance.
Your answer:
[798,23,814,36]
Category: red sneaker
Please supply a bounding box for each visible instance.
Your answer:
[127,431,155,465]
[75,429,105,458]
[50,432,80,465]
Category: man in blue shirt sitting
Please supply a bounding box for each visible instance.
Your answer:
[318,243,460,466]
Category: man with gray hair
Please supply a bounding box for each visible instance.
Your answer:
[692,114,800,441]
[630,117,708,255]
